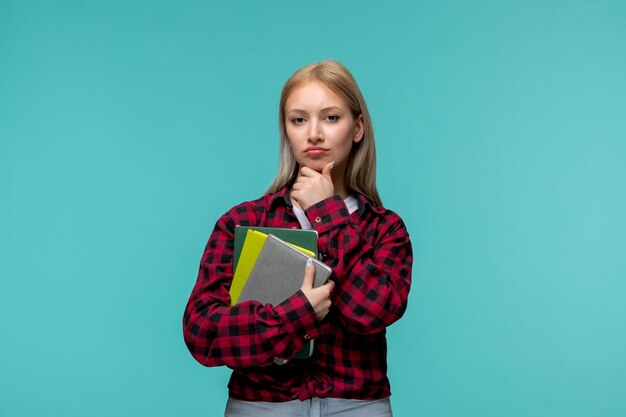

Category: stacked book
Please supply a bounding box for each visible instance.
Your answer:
[230,226,332,358]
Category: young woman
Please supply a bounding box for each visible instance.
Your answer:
[183,60,413,417]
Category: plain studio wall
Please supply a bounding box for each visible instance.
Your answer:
[1,1,625,416]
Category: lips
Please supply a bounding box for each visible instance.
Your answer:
[305,147,329,156]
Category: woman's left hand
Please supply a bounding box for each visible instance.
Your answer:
[290,161,334,210]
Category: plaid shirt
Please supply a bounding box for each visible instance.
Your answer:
[183,187,413,402]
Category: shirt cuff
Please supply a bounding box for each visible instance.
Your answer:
[304,195,351,234]
[273,290,321,342]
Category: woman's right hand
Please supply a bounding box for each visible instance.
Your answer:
[300,259,335,321]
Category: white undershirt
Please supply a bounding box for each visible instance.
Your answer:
[292,195,359,230]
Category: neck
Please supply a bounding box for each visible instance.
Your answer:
[332,164,349,199]
[334,184,349,199]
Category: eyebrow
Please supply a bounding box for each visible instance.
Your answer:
[286,106,345,114]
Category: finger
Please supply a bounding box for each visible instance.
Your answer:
[300,258,315,291]
[319,280,335,297]
[299,166,321,178]
[292,178,313,190]
[321,161,334,180]
[292,175,309,187]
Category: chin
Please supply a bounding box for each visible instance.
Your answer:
[299,160,326,173]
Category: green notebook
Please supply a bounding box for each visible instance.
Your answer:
[233,226,319,270]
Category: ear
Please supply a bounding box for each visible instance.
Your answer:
[353,114,364,143]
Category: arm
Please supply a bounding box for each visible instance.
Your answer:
[182,210,321,368]
[305,196,413,335]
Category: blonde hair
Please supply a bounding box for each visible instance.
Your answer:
[266,60,382,206]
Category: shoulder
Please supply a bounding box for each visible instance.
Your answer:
[377,207,410,240]
[358,194,408,229]
[217,188,288,227]
[356,194,411,245]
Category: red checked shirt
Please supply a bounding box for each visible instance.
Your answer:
[183,187,413,402]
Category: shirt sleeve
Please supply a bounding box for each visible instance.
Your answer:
[304,196,413,335]
[182,208,321,368]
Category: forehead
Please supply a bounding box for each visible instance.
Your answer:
[285,81,348,111]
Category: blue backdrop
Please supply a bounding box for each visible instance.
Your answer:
[1,1,625,416]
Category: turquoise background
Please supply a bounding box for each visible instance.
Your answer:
[1,1,625,416]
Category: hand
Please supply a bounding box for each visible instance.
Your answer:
[300,259,335,321]
[290,161,334,211]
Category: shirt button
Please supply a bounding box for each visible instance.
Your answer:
[315,216,322,223]
[273,357,289,365]
[304,334,311,340]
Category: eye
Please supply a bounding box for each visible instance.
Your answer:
[325,115,340,122]
[291,117,306,125]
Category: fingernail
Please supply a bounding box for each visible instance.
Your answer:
[306,258,313,268]
[330,161,335,171]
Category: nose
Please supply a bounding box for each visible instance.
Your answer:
[307,120,324,144]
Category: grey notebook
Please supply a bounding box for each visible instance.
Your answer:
[237,234,332,305]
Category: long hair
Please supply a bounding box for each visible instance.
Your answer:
[266,60,382,206]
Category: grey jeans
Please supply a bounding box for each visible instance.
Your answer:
[224,397,393,417]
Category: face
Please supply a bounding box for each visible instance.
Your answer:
[284,81,363,176]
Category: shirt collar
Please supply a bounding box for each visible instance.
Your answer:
[267,186,385,216]
[354,191,385,215]
[265,186,292,210]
